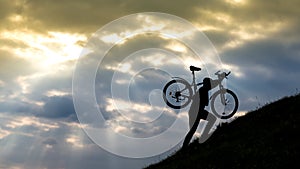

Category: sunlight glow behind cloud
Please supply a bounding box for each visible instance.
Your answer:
[225,0,247,5]
[0,30,86,69]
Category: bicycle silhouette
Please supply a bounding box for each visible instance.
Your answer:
[163,66,239,119]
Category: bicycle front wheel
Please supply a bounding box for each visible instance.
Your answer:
[210,89,239,119]
[163,79,193,109]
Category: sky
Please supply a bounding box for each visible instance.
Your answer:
[0,0,300,168]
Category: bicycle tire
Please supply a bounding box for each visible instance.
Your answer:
[210,89,239,119]
[163,79,193,109]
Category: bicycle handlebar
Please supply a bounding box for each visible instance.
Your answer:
[225,71,231,77]
[195,71,230,86]
[215,70,231,79]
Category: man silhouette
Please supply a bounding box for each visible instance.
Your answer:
[182,76,221,149]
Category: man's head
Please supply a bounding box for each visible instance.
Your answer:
[203,77,212,88]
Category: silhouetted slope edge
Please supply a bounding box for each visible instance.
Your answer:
[146,94,300,169]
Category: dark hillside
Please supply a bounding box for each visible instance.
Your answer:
[146,94,300,169]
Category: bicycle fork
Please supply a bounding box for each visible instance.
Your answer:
[219,85,227,106]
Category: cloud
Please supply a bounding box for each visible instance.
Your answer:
[40,96,77,120]
[0,0,15,20]
[0,98,40,114]
[42,137,58,146]
[0,50,36,83]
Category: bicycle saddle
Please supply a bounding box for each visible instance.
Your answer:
[190,66,201,71]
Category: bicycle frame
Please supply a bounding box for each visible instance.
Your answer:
[214,72,229,105]
[192,71,197,93]
[217,80,226,105]
[172,72,202,98]
[191,71,205,93]
[170,67,230,104]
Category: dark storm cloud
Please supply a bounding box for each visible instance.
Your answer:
[26,68,73,99]
[40,96,76,120]
[0,98,39,114]
[42,137,58,146]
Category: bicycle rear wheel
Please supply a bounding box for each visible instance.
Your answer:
[163,79,193,109]
[210,89,238,119]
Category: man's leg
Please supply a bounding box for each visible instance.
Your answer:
[182,108,208,149]
[198,113,217,143]
[188,94,200,129]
